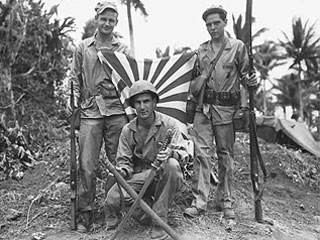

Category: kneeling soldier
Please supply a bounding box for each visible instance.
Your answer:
[105,80,188,240]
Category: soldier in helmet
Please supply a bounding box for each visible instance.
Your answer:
[105,80,188,240]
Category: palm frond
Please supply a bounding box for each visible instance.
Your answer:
[131,0,148,16]
[252,27,269,39]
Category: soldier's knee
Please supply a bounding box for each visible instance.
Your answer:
[105,187,120,209]
[166,158,180,171]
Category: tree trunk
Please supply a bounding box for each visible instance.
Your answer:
[6,2,16,121]
[263,79,267,115]
[126,0,135,57]
[318,85,320,140]
[4,68,16,121]
[318,111,320,141]
[298,63,304,122]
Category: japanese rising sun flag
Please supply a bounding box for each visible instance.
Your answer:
[97,51,197,136]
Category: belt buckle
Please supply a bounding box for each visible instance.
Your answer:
[212,91,217,104]
[219,92,229,101]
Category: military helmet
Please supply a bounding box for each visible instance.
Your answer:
[128,80,159,108]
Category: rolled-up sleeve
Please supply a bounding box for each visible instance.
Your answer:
[237,42,250,87]
[168,120,189,165]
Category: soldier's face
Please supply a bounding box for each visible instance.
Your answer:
[133,93,157,120]
[96,10,118,36]
[205,13,226,40]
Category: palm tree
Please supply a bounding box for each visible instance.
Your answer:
[253,40,286,114]
[119,0,148,57]
[273,73,300,112]
[232,14,268,47]
[279,17,320,121]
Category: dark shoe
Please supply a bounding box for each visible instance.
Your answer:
[132,210,152,226]
[132,197,153,226]
[105,205,121,230]
[105,213,119,230]
[151,226,168,240]
[224,208,235,219]
[183,206,204,218]
[76,222,87,233]
[223,201,235,219]
[214,202,223,212]
[76,211,92,233]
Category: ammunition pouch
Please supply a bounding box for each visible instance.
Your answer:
[98,80,119,99]
[203,89,240,106]
[190,75,207,98]
[186,94,197,124]
[233,106,250,132]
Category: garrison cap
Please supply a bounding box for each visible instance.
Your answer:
[95,0,118,15]
[202,5,227,21]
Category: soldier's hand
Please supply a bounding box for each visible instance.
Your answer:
[115,166,127,178]
[157,147,172,163]
[67,97,79,115]
[246,70,258,87]
[187,123,194,134]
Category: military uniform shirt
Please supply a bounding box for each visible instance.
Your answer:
[70,33,130,118]
[196,35,250,125]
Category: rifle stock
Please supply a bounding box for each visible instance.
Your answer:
[70,81,78,230]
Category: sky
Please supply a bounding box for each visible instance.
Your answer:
[42,0,320,59]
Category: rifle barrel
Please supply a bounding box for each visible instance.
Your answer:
[70,81,77,230]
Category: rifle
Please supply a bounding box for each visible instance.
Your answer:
[111,129,174,240]
[105,156,182,240]
[246,0,268,223]
[70,81,78,230]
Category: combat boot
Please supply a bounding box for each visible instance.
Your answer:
[105,206,120,230]
[77,211,93,233]
[223,201,235,219]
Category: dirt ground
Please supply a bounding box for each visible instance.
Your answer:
[1,132,320,240]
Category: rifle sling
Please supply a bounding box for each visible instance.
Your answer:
[198,37,227,107]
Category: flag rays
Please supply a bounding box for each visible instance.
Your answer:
[97,51,196,128]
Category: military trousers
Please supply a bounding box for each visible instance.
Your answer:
[78,114,128,212]
[105,158,183,221]
[190,111,235,211]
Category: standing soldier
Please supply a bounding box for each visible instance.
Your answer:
[68,0,129,232]
[184,5,258,220]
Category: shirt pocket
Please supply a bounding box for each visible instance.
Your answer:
[98,80,118,98]
[222,61,236,79]
[81,96,96,110]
